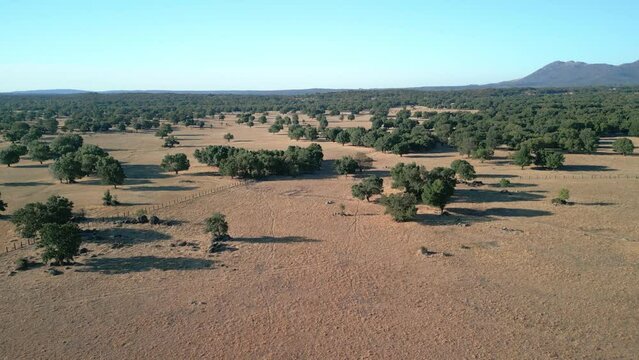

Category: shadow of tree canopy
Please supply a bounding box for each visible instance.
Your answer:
[2,181,54,187]
[447,207,553,218]
[122,164,171,179]
[15,163,49,169]
[453,189,545,203]
[79,256,214,274]
[82,228,171,245]
[560,164,614,172]
[232,236,320,244]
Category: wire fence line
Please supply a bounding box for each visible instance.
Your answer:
[2,180,254,255]
[111,179,254,219]
[480,174,639,181]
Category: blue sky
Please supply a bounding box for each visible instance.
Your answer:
[0,0,637,91]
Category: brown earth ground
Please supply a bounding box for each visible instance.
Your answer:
[0,113,638,359]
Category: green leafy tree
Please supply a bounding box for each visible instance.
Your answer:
[268,123,283,133]
[163,135,180,148]
[258,115,268,124]
[422,178,454,213]
[288,125,305,140]
[335,130,351,145]
[12,195,74,238]
[450,159,476,180]
[612,138,634,156]
[20,127,43,144]
[3,122,30,142]
[0,148,20,167]
[205,212,229,240]
[390,162,427,197]
[472,148,493,162]
[304,126,319,140]
[351,176,384,201]
[96,156,126,188]
[28,141,52,164]
[380,193,417,222]
[223,133,234,142]
[513,145,533,169]
[542,150,565,170]
[334,156,359,175]
[50,153,84,183]
[155,123,173,138]
[161,153,190,174]
[50,134,83,156]
[38,223,82,265]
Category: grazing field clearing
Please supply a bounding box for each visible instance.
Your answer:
[0,115,638,358]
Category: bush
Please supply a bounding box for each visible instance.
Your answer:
[612,138,634,156]
[558,188,570,201]
[102,190,120,206]
[12,196,74,238]
[223,133,234,142]
[38,223,82,265]
[334,156,359,175]
[351,176,384,201]
[205,213,229,240]
[450,159,476,180]
[472,148,493,162]
[380,193,417,222]
[163,135,180,148]
[498,178,511,188]
[0,192,7,212]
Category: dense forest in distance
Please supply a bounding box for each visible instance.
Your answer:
[1,87,638,161]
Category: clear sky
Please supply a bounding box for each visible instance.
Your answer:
[0,0,637,91]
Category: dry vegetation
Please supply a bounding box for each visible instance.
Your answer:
[1,112,638,358]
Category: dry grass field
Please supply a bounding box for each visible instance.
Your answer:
[1,113,638,359]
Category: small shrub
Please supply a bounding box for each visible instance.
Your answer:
[498,179,511,188]
[102,190,120,206]
[15,257,30,271]
[558,188,570,201]
[380,193,417,222]
[205,212,229,241]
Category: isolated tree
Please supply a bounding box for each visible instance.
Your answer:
[27,141,52,164]
[96,156,126,188]
[50,153,84,183]
[205,212,229,241]
[268,123,283,133]
[347,114,355,121]
[513,145,533,169]
[351,176,384,201]
[50,134,83,156]
[498,178,511,188]
[161,153,190,174]
[612,138,634,156]
[258,115,268,124]
[0,148,20,167]
[288,125,305,140]
[352,152,373,172]
[155,123,173,138]
[38,223,82,265]
[223,133,234,142]
[334,156,359,175]
[163,135,180,148]
[552,188,571,205]
[422,178,454,214]
[12,195,74,238]
[380,193,417,222]
[450,159,476,180]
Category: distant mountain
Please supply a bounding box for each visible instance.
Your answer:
[490,60,639,88]
[3,59,639,95]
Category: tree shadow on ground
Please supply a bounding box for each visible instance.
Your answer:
[15,163,49,169]
[447,207,553,218]
[478,174,519,179]
[78,256,214,274]
[82,228,171,245]
[353,169,390,178]
[2,181,53,187]
[489,182,538,188]
[415,212,491,226]
[189,171,220,177]
[126,185,197,192]
[80,178,152,186]
[232,236,320,244]
[453,189,545,203]
[122,164,171,179]
[560,165,614,172]
[576,201,617,206]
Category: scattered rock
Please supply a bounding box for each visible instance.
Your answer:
[417,247,437,256]
[176,241,188,247]
[500,190,510,194]
[208,242,226,253]
[111,243,125,249]
[47,269,63,276]
[149,215,161,225]
[460,245,471,250]
[137,215,149,224]
[326,200,334,205]
[79,247,89,254]
[7,271,16,277]
[457,222,469,227]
